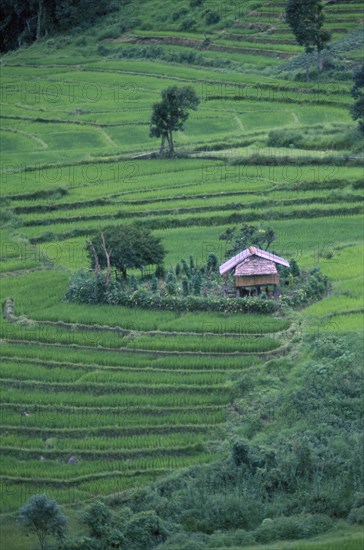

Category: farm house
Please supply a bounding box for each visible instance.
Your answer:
[219,246,290,298]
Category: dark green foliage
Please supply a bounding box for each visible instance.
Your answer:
[232,440,250,467]
[18,494,68,550]
[65,270,279,313]
[181,259,190,277]
[253,514,333,543]
[86,225,165,279]
[285,0,331,72]
[351,64,364,135]
[280,266,329,307]
[205,10,220,25]
[130,275,139,291]
[124,511,168,549]
[68,247,325,312]
[166,269,177,295]
[63,502,125,549]
[206,253,218,273]
[81,501,112,539]
[220,224,276,258]
[190,0,204,7]
[180,17,197,32]
[267,129,304,148]
[290,258,300,277]
[0,0,120,52]
[155,264,166,279]
[151,276,159,293]
[348,494,364,525]
[150,86,200,156]
[192,271,202,296]
[64,271,113,304]
[172,8,189,21]
[116,44,232,69]
[182,276,190,296]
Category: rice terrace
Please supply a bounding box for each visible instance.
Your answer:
[0,0,363,549]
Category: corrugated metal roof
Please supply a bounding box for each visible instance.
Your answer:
[234,256,277,276]
[219,246,289,275]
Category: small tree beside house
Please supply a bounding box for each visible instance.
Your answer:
[86,224,165,281]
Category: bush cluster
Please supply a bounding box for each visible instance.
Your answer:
[115,44,232,69]
[65,255,329,314]
[280,267,329,308]
[65,270,279,314]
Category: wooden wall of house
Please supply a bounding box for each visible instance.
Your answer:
[235,274,279,287]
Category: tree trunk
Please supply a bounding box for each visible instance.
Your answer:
[168,130,174,157]
[39,532,46,550]
[100,232,111,288]
[36,0,44,41]
[159,134,165,156]
[87,241,100,274]
[317,48,323,73]
[306,55,310,81]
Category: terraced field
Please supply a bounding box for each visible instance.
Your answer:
[0,0,363,546]
[1,270,276,514]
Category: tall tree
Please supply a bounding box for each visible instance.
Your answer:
[351,64,364,135]
[18,494,68,550]
[220,224,276,258]
[0,0,119,52]
[150,86,200,157]
[285,0,331,73]
[86,225,165,280]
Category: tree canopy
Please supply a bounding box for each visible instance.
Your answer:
[220,224,276,258]
[0,0,121,52]
[86,225,165,279]
[150,86,200,157]
[18,494,68,550]
[350,64,364,135]
[285,0,331,73]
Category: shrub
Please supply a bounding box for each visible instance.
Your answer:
[267,129,304,148]
[348,505,364,525]
[166,269,177,296]
[172,8,189,21]
[97,44,110,56]
[192,271,202,296]
[232,440,250,467]
[130,275,139,291]
[206,253,218,273]
[81,501,112,538]
[208,529,255,547]
[182,276,190,296]
[254,514,333,543]
[155,264,166,279]
[180,17,196,31]
[181,259,190,277]
[205,10,220,25]
[124,511,168,550]
[97,26,120,40]
[150,276,159,293]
